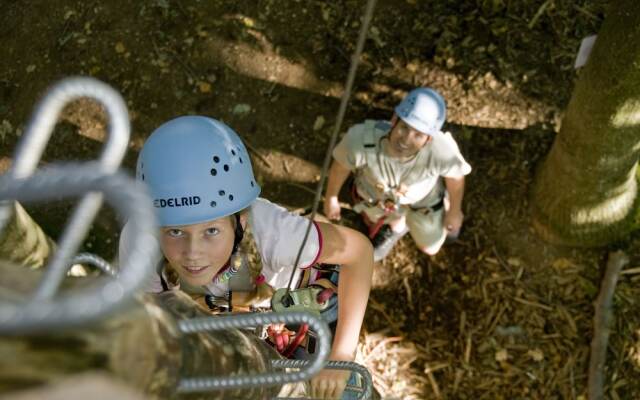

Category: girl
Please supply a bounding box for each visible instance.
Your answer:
[119,116,373,399]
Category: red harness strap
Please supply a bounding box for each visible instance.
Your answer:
[350,183,395,239]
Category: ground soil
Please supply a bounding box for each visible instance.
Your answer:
[1,1,639,399]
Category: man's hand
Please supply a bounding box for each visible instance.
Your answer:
[323,196,342,221]
[444,208,464,236]
[310,368,350,399]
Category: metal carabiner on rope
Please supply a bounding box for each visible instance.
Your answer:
[177,311,331,392]
[271,359,373,400]
[0,76,130,300]
[0,164,159,334]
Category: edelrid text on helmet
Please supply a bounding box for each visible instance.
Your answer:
[137,116,261,226]
[394,88,446,135]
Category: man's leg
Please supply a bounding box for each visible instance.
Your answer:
[406,208,446,256]
[356,206,408,262]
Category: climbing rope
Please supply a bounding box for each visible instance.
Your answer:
[284,0,377,305]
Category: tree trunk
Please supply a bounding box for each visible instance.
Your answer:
[532,0,640,246]
[0,262,283,400]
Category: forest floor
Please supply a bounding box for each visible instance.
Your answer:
[1,0,639,399]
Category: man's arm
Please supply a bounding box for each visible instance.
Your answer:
[323,161,352,220]
[443,176,465,235]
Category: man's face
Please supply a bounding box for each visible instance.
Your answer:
[386,116,432,158]
[159,215,241,287]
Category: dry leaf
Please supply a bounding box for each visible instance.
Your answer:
[527,348,544,362]
[197,82,212,93]
[495,348,508,362]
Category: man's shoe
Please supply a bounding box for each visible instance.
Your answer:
[371,225,408,262]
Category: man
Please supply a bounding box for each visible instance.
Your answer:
[324,87,471,261]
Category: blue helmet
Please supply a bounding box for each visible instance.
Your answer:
[137,116,261,226]
[394,88,446,135]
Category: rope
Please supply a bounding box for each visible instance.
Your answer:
[0,164,159,334]
[177,311,330,392]
[284,0,377,295]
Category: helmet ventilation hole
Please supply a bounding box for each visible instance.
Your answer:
[210,201,217,207]
[231,149,236,156]
[141,174,145,181]
[219,190,225,196]
[250,181,254,187]
[229,194,234,201]
[210,168,217,176]
[239,157,243,164]
[223,164,229,172]
[213,156,220,163]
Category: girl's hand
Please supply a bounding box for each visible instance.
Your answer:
[310,368,350,399]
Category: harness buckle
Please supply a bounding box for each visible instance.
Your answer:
[271,287,331,315]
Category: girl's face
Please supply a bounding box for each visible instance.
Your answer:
[159,215,238,287]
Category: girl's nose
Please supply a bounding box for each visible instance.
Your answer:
[184,236,203,258]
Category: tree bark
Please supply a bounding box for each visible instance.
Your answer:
[532,0,640,246]
[0,262,282,400]
[0,202,55,269]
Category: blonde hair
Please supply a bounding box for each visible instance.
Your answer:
[232,211,275,307]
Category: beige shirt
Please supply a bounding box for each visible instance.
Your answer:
[332,120,471,206]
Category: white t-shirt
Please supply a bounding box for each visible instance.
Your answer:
[118,197,322,296]
[333,120,471,205]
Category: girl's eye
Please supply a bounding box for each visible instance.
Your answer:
[166,229,183,238]
[205,227,220,236]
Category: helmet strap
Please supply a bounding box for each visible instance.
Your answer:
[232,213,245,254]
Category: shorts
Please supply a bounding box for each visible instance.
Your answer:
[354,201,446,250]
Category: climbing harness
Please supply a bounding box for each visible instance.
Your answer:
[272,287,333,315]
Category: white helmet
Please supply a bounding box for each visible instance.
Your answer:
[394,88,446,135]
